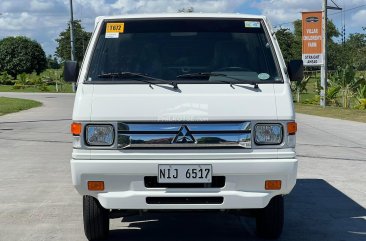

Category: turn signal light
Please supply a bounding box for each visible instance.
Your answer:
[265,180,282,190]
[88,181,105,191]
[287,122,297,135]
[71,122,82,136]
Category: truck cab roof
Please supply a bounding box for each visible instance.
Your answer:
[95,13,267,28]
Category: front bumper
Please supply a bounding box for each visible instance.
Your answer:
[71,158,297,209]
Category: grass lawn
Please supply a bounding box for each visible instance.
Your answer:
[0,84,73,93]
[295,103,366,123]
[0,97,42,116]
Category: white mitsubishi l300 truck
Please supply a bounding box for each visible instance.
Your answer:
[64,13,303,241]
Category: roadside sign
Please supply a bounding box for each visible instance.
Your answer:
[302,11,323,66]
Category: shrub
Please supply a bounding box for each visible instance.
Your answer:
[354,85,366,110]
[0,71,14,85]
[38,83,50,92]
[27,72,43,85]
[331,65,365,108]
[13,83,26,89]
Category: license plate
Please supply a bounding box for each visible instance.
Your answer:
[158,164,212,183]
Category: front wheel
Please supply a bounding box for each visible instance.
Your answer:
[83,195,110,241]
[256,195,284,239]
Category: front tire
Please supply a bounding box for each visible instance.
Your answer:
[256,195,284,239]
[83,195,110,241]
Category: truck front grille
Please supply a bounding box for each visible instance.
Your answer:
[117,121,251,149]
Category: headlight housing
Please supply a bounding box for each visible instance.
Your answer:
[86,125,115,146]
[254,124,283,145]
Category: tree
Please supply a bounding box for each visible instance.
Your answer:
[55,20,92,63]
[345,33,366,70]
[292,20,303,60]
[275,28,296,63]
[331,65,366,108]
[355,84,366,110]
[326,20,341,40]
[327,33,366,70]
[294,76,311,103]
[327,19,340,69]
[47,55,60,69]
[0,36,47,77]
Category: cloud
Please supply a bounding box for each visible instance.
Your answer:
[70,0,244,18]
[109,0,243,13]
[30,0,54,11]
[0,12,39,31]
[0,0,28,12]
[350,9,366,29]
[251,0,321,26]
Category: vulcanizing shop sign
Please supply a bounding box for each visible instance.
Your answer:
[302,11,323,66]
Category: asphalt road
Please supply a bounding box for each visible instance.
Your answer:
[0,92,365,241]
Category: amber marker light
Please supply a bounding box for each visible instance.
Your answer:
[88,181,105,191]
[71,122,82,136]
[287,122,297,135]
[265,180,282,190]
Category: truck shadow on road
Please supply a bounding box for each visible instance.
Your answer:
[107,179,366,241]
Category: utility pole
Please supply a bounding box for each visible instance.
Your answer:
[69,0,76,61]
[320,0,328,107]
[69,0,76,92]
[320,0,342,107]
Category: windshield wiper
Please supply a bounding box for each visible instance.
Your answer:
[176,72,259,89]
[98,72,178,89]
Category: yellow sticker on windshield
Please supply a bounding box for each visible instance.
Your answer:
[105,23,124,38]
[106,23,124,33]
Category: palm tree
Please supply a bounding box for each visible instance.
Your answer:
[331,65,365,108]
[355,84,366,110]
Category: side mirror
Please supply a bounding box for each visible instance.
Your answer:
[287,60,304,83]
[64,61,79,83]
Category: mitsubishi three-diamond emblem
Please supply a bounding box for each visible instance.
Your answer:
[172,125,196,144]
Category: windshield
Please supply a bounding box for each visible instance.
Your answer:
[87,18,282,84]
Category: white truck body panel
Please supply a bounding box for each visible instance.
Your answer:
[71,158,297,209]
[71,13,298,211]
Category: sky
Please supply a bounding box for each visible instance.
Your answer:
[0,0,365,55]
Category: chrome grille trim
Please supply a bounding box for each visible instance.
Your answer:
[118,122,251,132]
[117,122,251,149]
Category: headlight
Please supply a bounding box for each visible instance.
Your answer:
[254,124,283,145]
[86,125,115,146]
